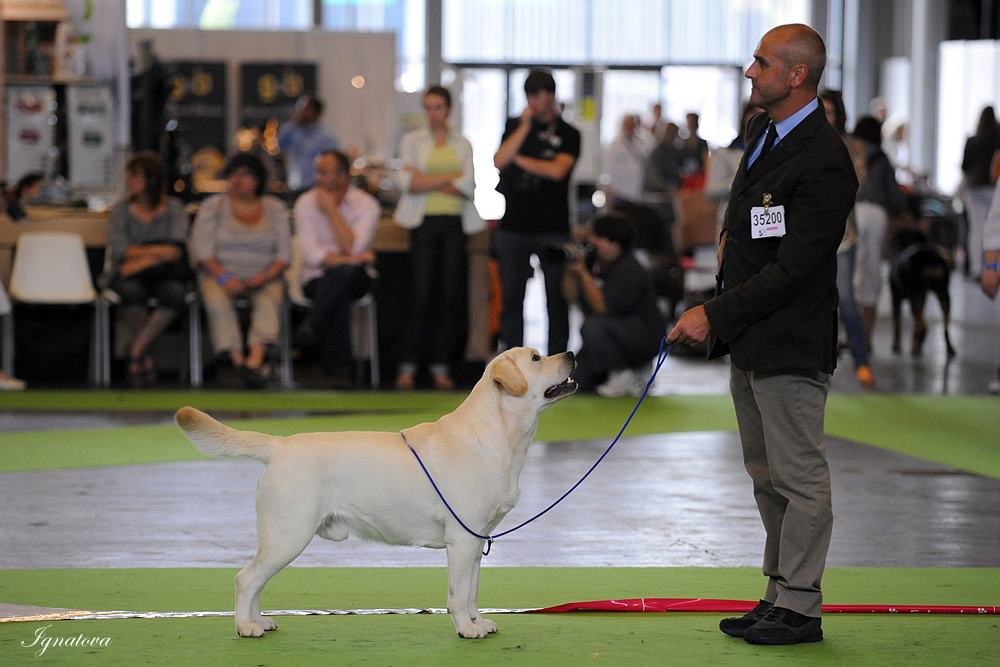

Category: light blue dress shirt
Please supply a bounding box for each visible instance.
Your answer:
[278,122,339,191]
[747,97,820,168]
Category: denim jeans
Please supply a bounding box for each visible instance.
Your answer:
[494,228,570,354]
[399,215,467,375]
[837,246,869,368]
[304,264,372,375]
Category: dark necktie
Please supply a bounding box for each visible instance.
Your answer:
[750,122,776,172]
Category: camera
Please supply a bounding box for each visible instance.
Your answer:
[545,242,593,264]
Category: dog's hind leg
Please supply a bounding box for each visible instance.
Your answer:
[909,294,927,356]
[234,520,315,637]
[891,289,903,354]
[936,285,956,358]
[445,536,494,638]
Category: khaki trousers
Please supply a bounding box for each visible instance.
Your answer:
[729,363,833,618]
[199,278,283,355]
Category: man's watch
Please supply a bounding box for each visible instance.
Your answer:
[986,263,999,272]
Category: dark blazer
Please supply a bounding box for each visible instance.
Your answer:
[703,104,858,373]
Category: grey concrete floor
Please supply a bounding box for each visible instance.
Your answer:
[1,432,997,570]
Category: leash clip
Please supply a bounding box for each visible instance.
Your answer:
[483,537,493,557]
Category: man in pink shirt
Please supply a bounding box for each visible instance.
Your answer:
[293,150,379,387]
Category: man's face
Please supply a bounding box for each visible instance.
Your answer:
[526,90,556,119]
[314,154,344,192]
[622,115,637,135]
[745,31,793,112]
[589,234,620,264]
[294,98,318,125]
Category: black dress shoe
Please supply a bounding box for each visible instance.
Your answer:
[743,606,823,645]
[719,599,773,637]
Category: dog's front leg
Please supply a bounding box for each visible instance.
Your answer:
[467,552,498,634]
[445,537,495,638]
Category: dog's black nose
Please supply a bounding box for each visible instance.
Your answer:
[564,350,575,360]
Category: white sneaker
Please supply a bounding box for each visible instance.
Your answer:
[597,369,639,398]
[0,374,26,391]
[989,379,1000,395]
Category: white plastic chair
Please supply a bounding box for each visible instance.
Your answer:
[8,231,102,385]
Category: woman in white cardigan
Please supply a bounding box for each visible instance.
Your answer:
[393,86,485,390]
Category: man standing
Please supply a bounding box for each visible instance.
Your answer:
[603,113,651,206]
[493,70,581,354]
[294,150,378,387]
[667,24,858,645]
[279,95,339,193]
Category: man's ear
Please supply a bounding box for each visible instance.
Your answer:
[788,63,808,89]
[490,356,528,396]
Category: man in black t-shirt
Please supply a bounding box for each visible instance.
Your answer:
[493,70,581,353]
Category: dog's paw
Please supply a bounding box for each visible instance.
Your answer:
[474,616,498,634]
[236,621,267,638]
[456,621,492,639]
[255,615,278,631]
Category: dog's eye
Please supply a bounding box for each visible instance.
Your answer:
[531,354,540,362]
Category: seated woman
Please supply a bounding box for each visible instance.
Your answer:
[562,214,667,397]
[106,152,190,387]
[190,152,292,388]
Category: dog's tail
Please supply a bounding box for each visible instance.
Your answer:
[175,406,277,463]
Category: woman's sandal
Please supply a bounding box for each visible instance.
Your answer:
[395,373,415,391]
[433,373,455,391]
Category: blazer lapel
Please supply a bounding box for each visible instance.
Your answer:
[737,105,824,192]
[732,113,769,193]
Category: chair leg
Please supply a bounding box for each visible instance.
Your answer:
[188,299,203,388]
[2,312,14,379]
[280,300,294,389]
[368,297,379,389]
[89,302,102,387]
[99,298,112,387]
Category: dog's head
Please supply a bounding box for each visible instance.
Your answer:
[487,348,577,407]
[891,228,929,255]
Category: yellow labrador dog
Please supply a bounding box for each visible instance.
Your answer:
[175,348,576,639]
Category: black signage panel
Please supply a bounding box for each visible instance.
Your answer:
[167,61,227,153]
[240,63,317,130]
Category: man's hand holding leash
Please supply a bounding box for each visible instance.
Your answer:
[665,306,712,346]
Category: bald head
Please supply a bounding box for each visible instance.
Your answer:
[769,24,826,90]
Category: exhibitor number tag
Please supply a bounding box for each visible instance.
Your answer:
[750,205,786,238]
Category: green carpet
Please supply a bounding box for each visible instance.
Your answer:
[0,391,997,478]
[1,568,996,666]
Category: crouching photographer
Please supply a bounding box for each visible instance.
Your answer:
[562,214,666,396]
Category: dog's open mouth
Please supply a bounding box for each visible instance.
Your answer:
[544,376,578,399]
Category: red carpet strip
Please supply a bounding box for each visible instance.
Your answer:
[532,598,1000,614]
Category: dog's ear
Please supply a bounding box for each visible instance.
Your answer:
[490,356,528,396]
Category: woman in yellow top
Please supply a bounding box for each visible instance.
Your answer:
[393,86,484,390]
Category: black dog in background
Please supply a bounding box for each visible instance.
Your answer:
[889,228,955,357]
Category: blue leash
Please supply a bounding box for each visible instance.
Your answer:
[402,338,674,555]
